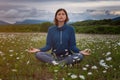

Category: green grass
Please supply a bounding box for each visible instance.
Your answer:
[0,33,120,80]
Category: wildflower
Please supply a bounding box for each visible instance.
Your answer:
[0,51,4,56]
[88,72,92,75]
[106,57,112,61]
[100,59,104,63]
[73,60,75,62]
[0,51,2,54]
[62,78,65,80]
[16,57,20,60]
[99,60,105,66]
[71,74,77,79]
[117,42,120,46]
[11,69,17,72]
[68,73,72,76]
[27,60,30,65]
[91,65,97,69]
[103,70,107,73]
[105,52,111,56]
[82,67,87,70]
[99,59,109,68]
[54,70,58,73]
[9,50,14,52]
[10,54,13,57]
[77,58,80,61]
[85,64,89,67]
[105,67,109,70]
[79,75,85,80]
[52,61,59,66]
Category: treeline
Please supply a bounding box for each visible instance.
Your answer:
[72,19,120,26]
[74,25,120,34]
[72,19,120,34]
[0,19,120,34]
[0,22,53,32]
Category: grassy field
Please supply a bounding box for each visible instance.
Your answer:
[0,33,120,80]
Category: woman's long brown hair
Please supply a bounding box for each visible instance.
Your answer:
[54,8,69,26]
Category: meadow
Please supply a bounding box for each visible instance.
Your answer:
[0,33,120,80]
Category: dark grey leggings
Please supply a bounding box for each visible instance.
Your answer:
[35,52,84,65]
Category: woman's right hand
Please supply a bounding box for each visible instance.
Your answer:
[28,48,40,53]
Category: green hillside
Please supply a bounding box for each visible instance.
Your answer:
[0,19,120,34]
[0,22,53,32]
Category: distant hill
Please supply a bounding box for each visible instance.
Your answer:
[15,19,48,24]
[0,20,10,25]
[112,16,120,21]
[72,17,120,26]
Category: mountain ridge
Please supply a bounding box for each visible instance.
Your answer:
[0,16,120,25]
[112,16,120,21]
[0,20,10,25]
[15,19,49,24]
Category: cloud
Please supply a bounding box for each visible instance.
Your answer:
[0,7,54,23]
[112,11,120,15]
[1,0,120,3]
[0,0,120,23]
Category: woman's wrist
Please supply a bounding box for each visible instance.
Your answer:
[36,49,40,52]
[79,51,84,56]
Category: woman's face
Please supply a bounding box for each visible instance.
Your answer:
[56,10,66,22]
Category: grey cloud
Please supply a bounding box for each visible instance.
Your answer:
[0,4,26,10]
[0,0,120,23]
[99,6,120,11]
[1,0,119,3]
[69,9,120,21]
[0,6,54,23]
[1,8,52,18]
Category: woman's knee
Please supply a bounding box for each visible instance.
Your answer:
[35,52,44,59]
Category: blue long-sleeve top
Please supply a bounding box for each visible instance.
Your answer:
[40,24,80,55]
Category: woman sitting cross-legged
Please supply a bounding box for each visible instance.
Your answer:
[28,8,91,66]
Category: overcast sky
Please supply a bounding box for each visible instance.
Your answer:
[0,0,120,23]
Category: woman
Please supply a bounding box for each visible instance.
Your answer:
[28,8,91,66]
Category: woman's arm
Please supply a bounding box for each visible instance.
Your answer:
[69,27,80,53]
[40,27,52,52]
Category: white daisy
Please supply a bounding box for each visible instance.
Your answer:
[79,75,85,80]
[106,57,112,61]
[105,52,111,56]
[88,72,92,75]
[71,74,77,79]
[91,65,97,69]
